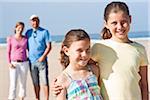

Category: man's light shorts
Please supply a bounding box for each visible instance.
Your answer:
[30,60,49,86]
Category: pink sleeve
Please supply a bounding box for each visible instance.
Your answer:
[7,37,11,63]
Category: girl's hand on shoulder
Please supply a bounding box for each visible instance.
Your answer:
[88,58,98,66]
[50,78,63,96]
[88,59,100,80]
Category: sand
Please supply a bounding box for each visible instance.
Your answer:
[0,38,150,100]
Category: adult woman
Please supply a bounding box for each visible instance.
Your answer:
[7,22,29,100]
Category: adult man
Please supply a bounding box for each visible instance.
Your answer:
[25,15,51,100]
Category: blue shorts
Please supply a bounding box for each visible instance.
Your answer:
[29,60,49,86]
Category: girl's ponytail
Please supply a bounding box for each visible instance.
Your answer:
[101,27,112,39]
[60,44,70,69]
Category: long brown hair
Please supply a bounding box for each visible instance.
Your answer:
[60,29,90,68]
[101,1,130,39]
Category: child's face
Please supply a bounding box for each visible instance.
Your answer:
[105,11,131,42]
[65,39,90,68]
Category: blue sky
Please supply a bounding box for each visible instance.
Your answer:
[0,0,149,37]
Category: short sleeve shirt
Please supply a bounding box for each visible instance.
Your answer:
[25,27,51,63]
[91,39,148,100]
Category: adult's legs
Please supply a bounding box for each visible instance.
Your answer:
[8,62,18,100]
[39,61,49,100]
[33,85,40,100]
[19,97,24,100]
[30,61,49,100]
[43,85,49,100]
[18,61,29,100]
[30,63,40,100]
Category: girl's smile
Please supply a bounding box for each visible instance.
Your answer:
[105,11,131,42]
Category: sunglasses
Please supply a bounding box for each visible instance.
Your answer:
[33,31,37,38]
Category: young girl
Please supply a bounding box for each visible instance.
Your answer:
[91,1,149,100]
[54,29,103,99]
[7,22,29,100]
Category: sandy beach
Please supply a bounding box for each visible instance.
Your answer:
[0,38,150,100]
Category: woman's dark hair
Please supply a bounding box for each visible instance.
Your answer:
[101,1,130,39]
[60,29,90,68]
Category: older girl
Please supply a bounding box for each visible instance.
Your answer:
[91,1,148,100]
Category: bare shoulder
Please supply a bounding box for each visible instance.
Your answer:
[56,71,70,88]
